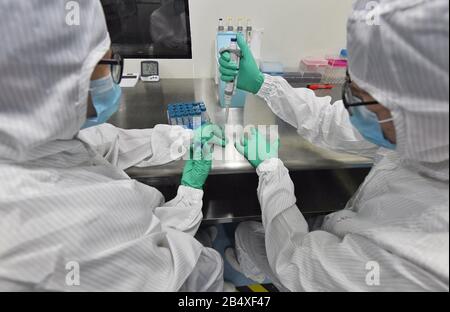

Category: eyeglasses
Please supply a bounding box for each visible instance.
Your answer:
[342,72,378,116]
[99,53,124,85]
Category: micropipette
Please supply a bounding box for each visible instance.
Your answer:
[246,19,253,45]
[218,18,225,33]
[237,18,244,34]
[223,38,241,124]
[227,17,234,32]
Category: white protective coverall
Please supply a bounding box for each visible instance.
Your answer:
[0,0,223,292]
[236,0,449,291]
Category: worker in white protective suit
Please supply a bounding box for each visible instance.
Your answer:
[219,0,449,291]
[0,0,226,292]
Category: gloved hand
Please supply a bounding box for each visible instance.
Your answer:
[235,127,280,168]
[181,124,226,190]
[219,34,265,95]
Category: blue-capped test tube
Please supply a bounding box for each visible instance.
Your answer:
[185,106,192,129]
[200,103,208,123]
[182,110,190,128]
[170,108,177,125]
[177,108,183,126]
[176,110,183,126]
[192,105,197,127]
[193,108,202,130]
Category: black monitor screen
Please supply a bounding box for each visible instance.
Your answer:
[100,0,192,59]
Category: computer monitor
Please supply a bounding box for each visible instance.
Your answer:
[100,0,192,59]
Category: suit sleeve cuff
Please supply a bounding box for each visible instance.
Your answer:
[256,158,285,176]
[177,185,204,202]
[256,74,277,99]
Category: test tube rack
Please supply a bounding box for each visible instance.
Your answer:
[167,102,210,130]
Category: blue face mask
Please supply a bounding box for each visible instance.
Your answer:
[350,105,397,150]
[82,76,122,129]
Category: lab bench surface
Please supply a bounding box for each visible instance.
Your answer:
[110,79,372,224]
[110,79,372,179]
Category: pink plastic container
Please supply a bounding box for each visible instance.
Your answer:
[299,57,329,75]
[323,57,348,84]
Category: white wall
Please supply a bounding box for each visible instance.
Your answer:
[124,0,354,79]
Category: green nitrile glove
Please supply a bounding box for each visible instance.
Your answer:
[181,150,212,190]
[181,124,226,190]
[235,127,280,169]
[219,34,265,94]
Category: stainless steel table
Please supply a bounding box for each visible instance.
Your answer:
[111,79,372,178]
[110,79,372,224]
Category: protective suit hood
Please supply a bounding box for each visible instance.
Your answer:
[0,0,111,163]
[347,0,449,181]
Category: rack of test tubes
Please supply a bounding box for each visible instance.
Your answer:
[167,102,210,130]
